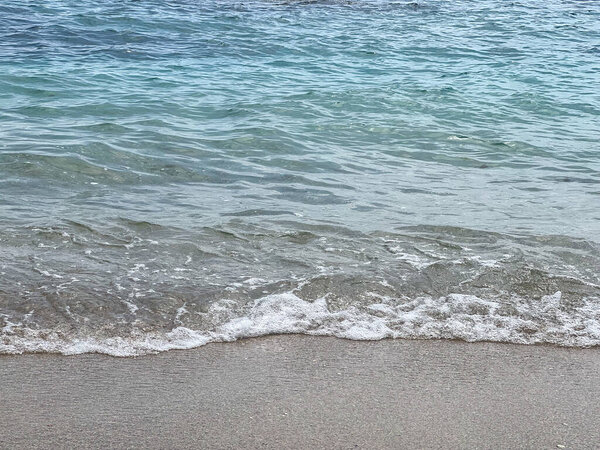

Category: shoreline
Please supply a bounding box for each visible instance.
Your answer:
[2,335,600,449]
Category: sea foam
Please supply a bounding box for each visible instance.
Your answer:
[2,290,600,357]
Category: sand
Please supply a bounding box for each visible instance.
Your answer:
[1,335,599,449]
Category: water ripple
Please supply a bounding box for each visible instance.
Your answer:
[1,0,599,353]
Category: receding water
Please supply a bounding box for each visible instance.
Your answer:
[1,0,600,355]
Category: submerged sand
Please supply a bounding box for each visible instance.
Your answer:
[1,336,599,449]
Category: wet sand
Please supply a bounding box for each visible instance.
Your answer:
[1,335,599,449]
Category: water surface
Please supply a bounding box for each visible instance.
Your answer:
[1,0,599,355]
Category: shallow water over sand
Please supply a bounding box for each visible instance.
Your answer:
[1,0,599,354]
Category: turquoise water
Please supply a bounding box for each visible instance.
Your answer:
[1,0,600,355]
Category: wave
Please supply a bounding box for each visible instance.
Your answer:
[3,288,600,356]
[1,220,599,356]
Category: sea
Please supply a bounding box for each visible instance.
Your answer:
[1,0,599,356]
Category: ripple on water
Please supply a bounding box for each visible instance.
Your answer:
[1,0,599,354]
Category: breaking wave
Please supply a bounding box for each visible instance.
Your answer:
[3,288,600,356]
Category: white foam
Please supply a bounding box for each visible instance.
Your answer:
[123,292,139,314]
[0,286,600,356]
[242,277,267,287]
[34,268,64,279]
[175,303,188,323]
[2,289,600,357]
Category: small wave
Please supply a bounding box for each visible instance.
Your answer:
[2,290,600,357]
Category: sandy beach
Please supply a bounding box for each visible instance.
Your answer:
[3,1,600,449]
[1,335,599,449]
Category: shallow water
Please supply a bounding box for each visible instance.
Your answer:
[1,0,599,355]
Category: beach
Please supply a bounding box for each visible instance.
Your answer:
[2,1,600,448]
[2,335,599,449]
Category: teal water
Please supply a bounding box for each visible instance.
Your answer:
[1,0,600,355]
